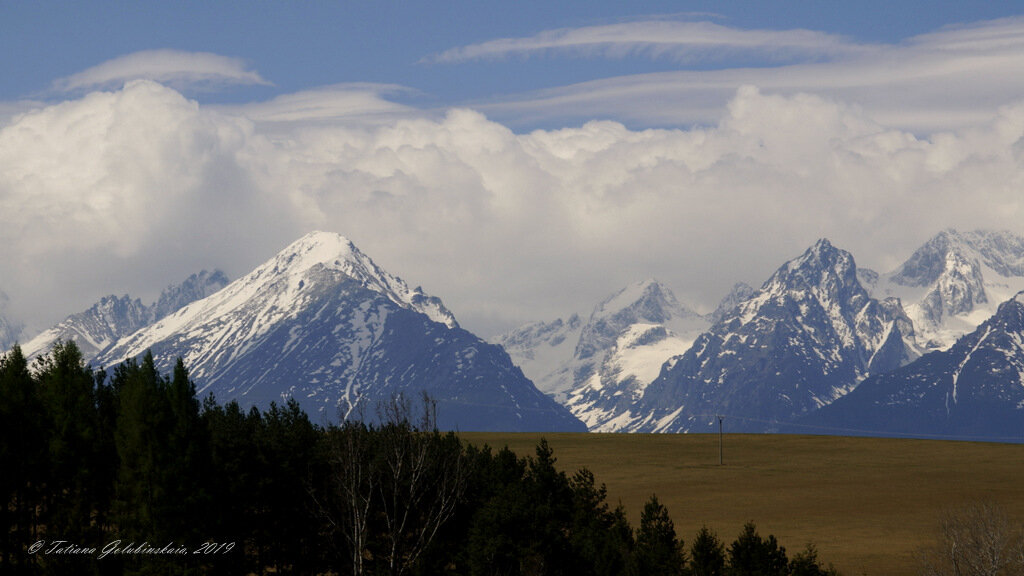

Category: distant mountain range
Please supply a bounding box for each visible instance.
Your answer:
[498,229,1024,439]
[866,229,1024,349]
[20,270,229,362]
[9,228,1024,439]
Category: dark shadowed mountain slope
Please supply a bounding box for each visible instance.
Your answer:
[801,292,1024,441]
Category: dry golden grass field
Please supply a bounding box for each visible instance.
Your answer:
[458,432,1024,576]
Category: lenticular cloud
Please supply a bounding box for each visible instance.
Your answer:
[52,50,270,93]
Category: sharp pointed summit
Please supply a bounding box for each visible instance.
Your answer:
[96,231,583,432]
[630,239,918,432]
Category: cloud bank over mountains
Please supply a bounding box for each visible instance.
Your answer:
[4,17,1024,338]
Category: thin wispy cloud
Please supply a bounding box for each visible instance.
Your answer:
[425,20,872,64]
[52,50,271,93]
[221,83,423,128]
[472,16,1024,134]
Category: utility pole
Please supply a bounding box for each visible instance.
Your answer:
[718,415,724,466]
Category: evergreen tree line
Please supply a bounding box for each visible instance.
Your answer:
[0,341,838,575]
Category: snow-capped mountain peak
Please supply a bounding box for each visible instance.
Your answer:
[879,229,1024,349]
[806,289,1024,439]
[574,278,698,361]
[269,231,458,329]
[632,238,918,433]
[94,231,582,432]
[16,270,229,362]
[773,238,859,297]
[497,278,710,431]
[101,232,457,367]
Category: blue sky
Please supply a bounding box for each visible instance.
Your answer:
[5,2,1024,338]
[7,1,1024,116]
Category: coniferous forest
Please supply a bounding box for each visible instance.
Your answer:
[0,341,838,576]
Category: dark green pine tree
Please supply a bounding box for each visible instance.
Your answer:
[522,438,577,575]
[568,468,634,576]
[458,444,530,575]
[464,439,578,576]
[112,352,173,543]
[788,544,838,576]
[689,525,727,576]
[161,357,210,548]
[254,398,320,575]
[634,495,686,576]
[0,345,48,575]
[726,522,788,576]
[203,398,265,575]
[33,341,109,575]
[89,363,121,569]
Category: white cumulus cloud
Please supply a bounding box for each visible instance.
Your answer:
[4,78,1024,340]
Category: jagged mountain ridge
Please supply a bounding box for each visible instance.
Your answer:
[496,279,710,431]
[96,231,584,432]
[874,229,1024,350]
[13,227,1024,437]
[630,239,920,433]
[802,291,1024,439]
[18,270,229,362]
[709,282,756,325]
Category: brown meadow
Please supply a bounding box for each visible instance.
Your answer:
[460,432,1024,575]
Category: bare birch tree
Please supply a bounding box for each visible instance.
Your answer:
[919,501,1024,576]
[314,393,465,576]
[312,419,377,576]
[377,392,465,576]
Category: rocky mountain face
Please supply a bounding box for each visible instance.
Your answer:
[18,270,229,362]
[631,239,920,433]
[95,232,584,432]
[709,282,756,324]
[803,292,1024,439]
[874,229,1024,350]
[496,279,709,431]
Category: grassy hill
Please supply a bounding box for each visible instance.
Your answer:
[459,432,1024,575]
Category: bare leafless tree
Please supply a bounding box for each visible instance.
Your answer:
[313,393,465,576]
[311,418,377,576]
[919,501,1024,576]
[376,392,465,576]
